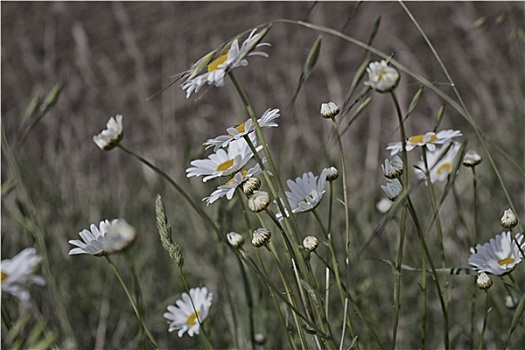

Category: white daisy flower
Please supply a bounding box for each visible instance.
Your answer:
[468,231,525,276]
[381,178,403,200]
[381,155,403,179]
[386,129,462,156]
[1,248,45,301]
[203,163,264,205]
[93,114,123,150]
[182,28,271,98]
[415,142,461,183]
[164,287,213,337]
[283,168,329,213]
[69,219,136,256]
[187,135,261,182]
[204,108,280,151]
[364,60,400,92]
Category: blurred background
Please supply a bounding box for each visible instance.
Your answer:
[2,1,524,349]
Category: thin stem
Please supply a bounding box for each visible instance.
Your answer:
[389,91,409,349]
[479,290,490,350]
[116,144,220,235]
[469,166,479,348]
[104,255,159,349]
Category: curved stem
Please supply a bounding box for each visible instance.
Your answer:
[104,255,159,349]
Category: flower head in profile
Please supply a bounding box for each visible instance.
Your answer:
[204,163,264,205]
[93,114,123,150]
[164,287,213,337]
[468,231,525,276]
[182,28,271,98]
[386,129,462,156]
[187,135,261,182]
[381,178,403,201]
[284,168,329,213]
[415,142,461,183]
[1,248,45,301]
[320,102,340,119]
[69,219,136,256]
[204,108,280,151]
[364,60,400,92]
[381,155,403,179]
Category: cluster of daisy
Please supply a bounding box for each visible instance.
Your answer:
[468,208,524,289]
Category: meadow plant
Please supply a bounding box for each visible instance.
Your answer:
[2,4,524,350]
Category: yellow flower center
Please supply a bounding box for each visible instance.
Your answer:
[207,53,228,72]
[436,162,452,176]
[409,134,437,144]
[186,310,201,326]
[217,159,234,172]
[1,271,7,283]
[228,122,246,136]
[225,170,248,185]
[498,257,515,266]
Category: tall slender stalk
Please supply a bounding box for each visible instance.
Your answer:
[104,255,159,350]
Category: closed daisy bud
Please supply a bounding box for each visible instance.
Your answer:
[227,232,245,248]
[381,178,402,201]
[243,177,262,196]
[475,272,492,290]
[254,333,266,345]
[320,102,340,119]
[324,166,339,181]
[248,190,270,212]
[501,209,518,229]
[303,236,319,252]
[252,228,271,247]
[463,150,482,167]
[505,295,518,309]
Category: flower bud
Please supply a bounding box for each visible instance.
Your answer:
[475,272,492,290]
[252,228,271,248]
[501,209,518,229]
[248,191,270,212]
[303,236,319,252]
[227,232,245,248]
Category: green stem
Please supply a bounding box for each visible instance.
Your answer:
[116,144,221,236]
[469,167,479,348]
[479,290,490,350]
[104,255,159,349]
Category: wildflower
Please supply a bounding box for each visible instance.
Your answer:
[182,28,271,98]
[303,236,319,252]
[320,102,340,119]
[243,177,262,196]
[248,190,271,212]
[1,248,45,301]
[203,164,264,205]
[376,198,393,213]
[364,60,400,92]
[463,150,482,167]
[324,166,339,181]
[468,231,525,275]
[187,135,261,182]
[164,287,213,337]
[415,142,461,183]
[386,129,462,156]
[381,178,402,201]
[93,114,123,150]
[284,169,329,213]
[252,228,271,247]
[505,295,519,309]
[501,209,518,229]
[475,272,493,290]
[204,109,280,151]
[381,156,403,179]
[69,219,136,256]
[227,232,245,248]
